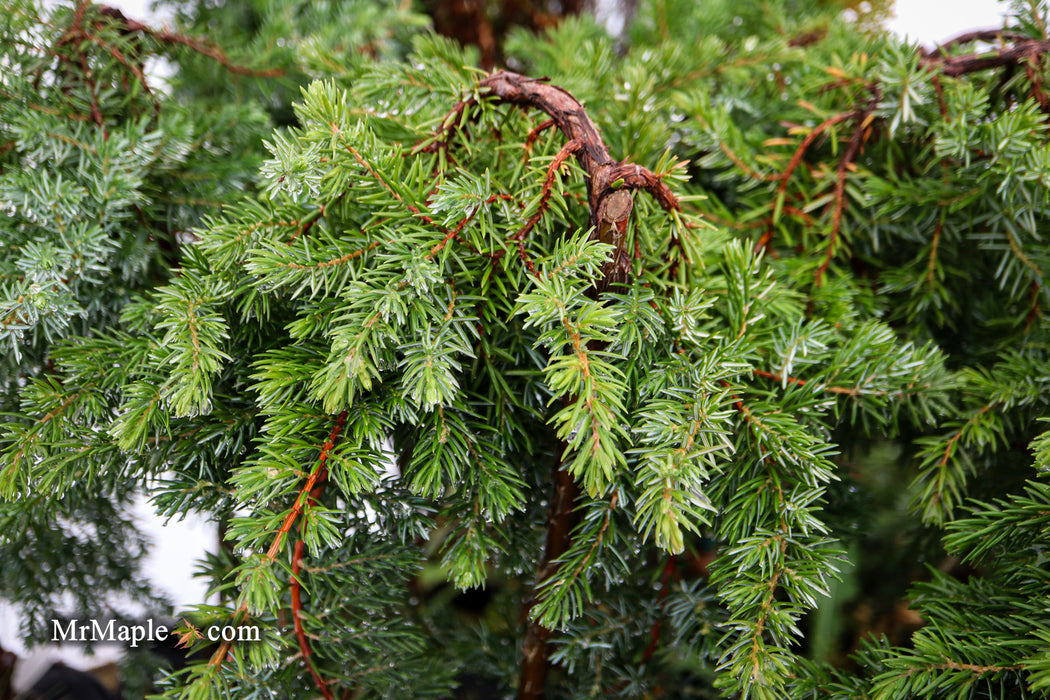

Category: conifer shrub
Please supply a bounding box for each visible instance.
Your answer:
[3,1,1050,698]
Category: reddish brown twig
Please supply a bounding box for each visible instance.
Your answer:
[290,436,336,700]
[774,112,855,210]
[524,118,557,157]
[77,52,105,129]
[265,412,346,559]
[1025,280,1042,333]
[208,411,348,675]
[931,73,949,118]
[292,538,334,699]
[814,110,874,289]
[516,138,584,242]
[99,5,284,78]
[756,205,814,255]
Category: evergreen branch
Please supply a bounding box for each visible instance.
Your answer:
[719,142,784,183]
[923,396,1003,522]
[266,410,348,560]
[925,659,1023,674]
[208,410,348,671]
[1003,222,1042,280]
[945,480,1050,563]
[16,7,1050,695]
[533,491,619,623]
[714,379,842,694]
[1,386,85,495]
[343,142,445,231]
[286,193,345,245]
[76,51,105,129]
[430,193,513,257]
[0,89,89,120]
[432,70,684,290]
[274,242,382,271]
[457,68,684,698]
[937,400,999,473]
[81,32,159,117]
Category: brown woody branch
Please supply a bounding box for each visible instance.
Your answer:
[517,464,581,700]
[923,29,1031,57]
[476,71,682,217]
[428,71,684,291]
[423,71,684,700]
[936,40,1050,77]
[922,31,1050,78]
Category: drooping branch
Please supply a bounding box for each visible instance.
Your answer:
[428,70,684,292]
[477,71,683,214]
[207,410,348,675]
[423,70,687,700]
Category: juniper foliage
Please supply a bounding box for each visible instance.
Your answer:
[2,1,1050,699]
[0,0,276,644]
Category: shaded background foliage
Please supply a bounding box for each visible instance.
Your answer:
[2,0,1050,699]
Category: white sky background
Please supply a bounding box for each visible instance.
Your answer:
[0,0,1016,686]
[68,0,1014,46]
[887,0,1010,45]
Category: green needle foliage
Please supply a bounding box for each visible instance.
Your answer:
[2,0,1050,698]
[0,0,274,644]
